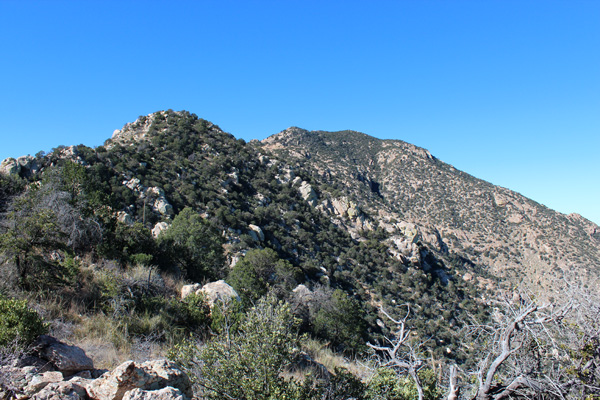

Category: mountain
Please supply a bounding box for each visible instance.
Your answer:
[1,109,598,367]
[263,127,600,293]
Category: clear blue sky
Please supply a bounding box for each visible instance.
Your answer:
[1,1,598,224]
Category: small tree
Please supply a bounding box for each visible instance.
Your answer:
[171,295,300,399]
[157,207,224,282]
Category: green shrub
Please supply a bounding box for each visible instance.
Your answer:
[0,297,47,346]
[365,367,442,400]
[164,293,211,333]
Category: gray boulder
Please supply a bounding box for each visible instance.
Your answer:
[34,335,94,375]
[32,381,87,400]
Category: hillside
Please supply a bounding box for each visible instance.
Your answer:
[263,127,600,292]
[1,110,599,399]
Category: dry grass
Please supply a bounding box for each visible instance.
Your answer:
[301,338,373,381]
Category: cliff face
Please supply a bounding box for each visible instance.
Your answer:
[262,128,600,291]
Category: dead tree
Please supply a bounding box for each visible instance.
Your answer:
[367,305,426,400]
[468,294,573,400]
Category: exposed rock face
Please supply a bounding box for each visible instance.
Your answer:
[0,157,19,175]
[121,179,174,218]
[263,128,600,292]
[33,335,94,375]
[0,155,39,176]
[298,181,318,206]
[86,360,192,400]
[248,224,265,242]
[146,187,173,216]
[180,280,240,307]
[11,355,192,400]
[152,222,170,238]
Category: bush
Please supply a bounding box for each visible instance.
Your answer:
[365,368,442,400]
[0,297,47,346]
[171,295,300,399]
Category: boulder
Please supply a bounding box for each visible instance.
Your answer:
[86,360,192,400]
[117,212,134,226]
[33,335,94,375]
[32,381,87,400]
[199,280,240,307]
[25,371,64,394]
[152,222,170,238]
[298,181,318,206]
[122,387,186,400]
[180,283,202,300]
[248,224,264,242]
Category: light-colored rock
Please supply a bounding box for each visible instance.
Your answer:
[122,387,186,400]
[180,283,202,300]
[35,336,93,375]
[248,224,264,242]
[86,360,192,400]
[152,222,170,238]
[292,284,313,301]
[330,197,360,218]
[146,187,173,216]
[0,157,20,175]
[117,212,134,226]
[199,280,240,307]
[398,221,419,243]
[298,181,318,206]
[32,381,87,400]
[124,178,142,192]
[25,371,64,394]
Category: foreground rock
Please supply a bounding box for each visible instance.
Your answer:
[87,360,192,400]
[6,336,193,400]
[33,335,94,375]
[122,387,186,400]
[32,381,88,400]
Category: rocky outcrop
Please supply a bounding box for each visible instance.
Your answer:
[248,224,265,242]
[25,371,64,394]
[86,360,192,400]
[10,355,192,400]
[180,283,202,300]
[297,181,318,207]
[121,179,174,218]
[117,212,134,226]
[152,222,170,238]
[0,155,39,177]
[32,381,88,400]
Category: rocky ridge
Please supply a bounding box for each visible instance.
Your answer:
[262,127,600,292]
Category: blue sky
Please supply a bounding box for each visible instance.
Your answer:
[1,1,599,224]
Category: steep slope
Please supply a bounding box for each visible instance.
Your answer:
[1,110,492,361]
[262,127,600,292]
